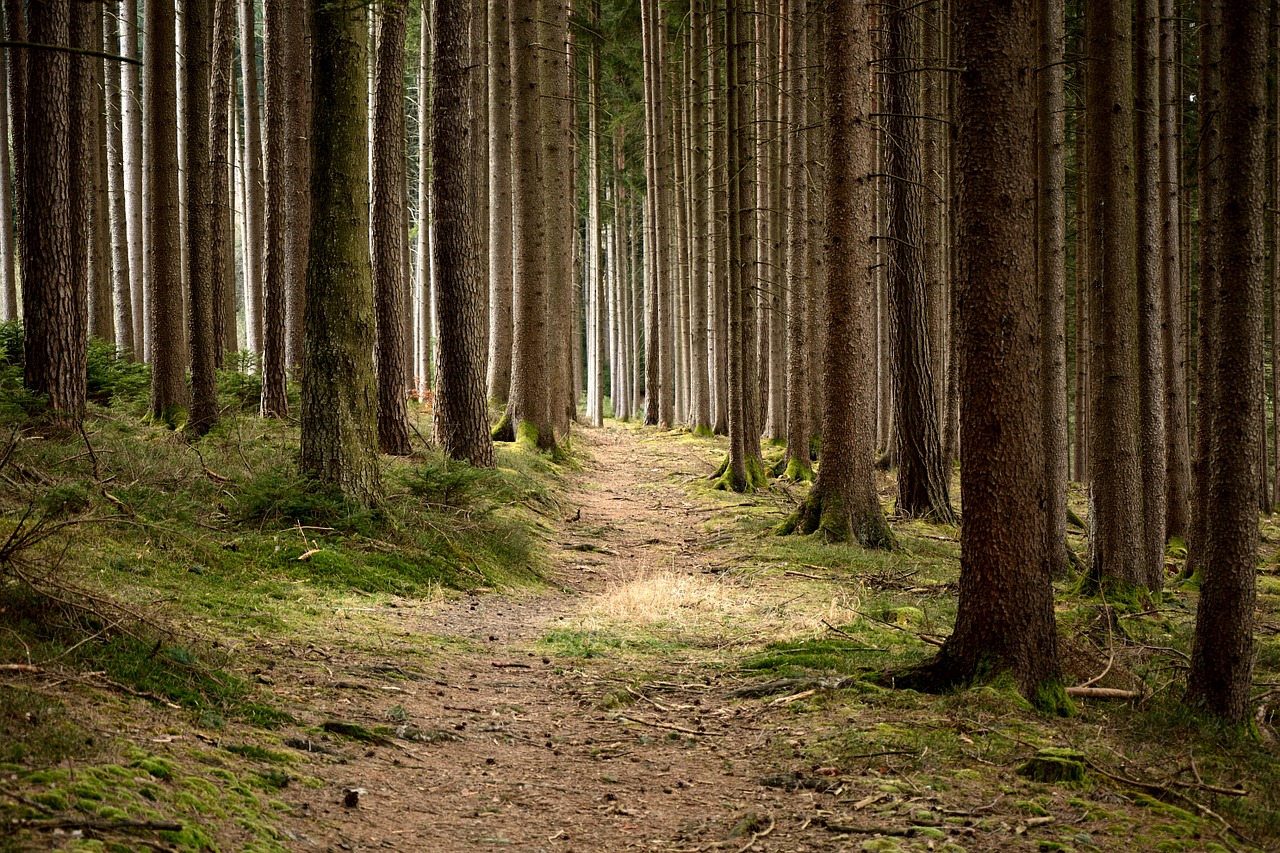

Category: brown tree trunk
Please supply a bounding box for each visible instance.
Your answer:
[1085,0,1147,591]
[72,1,108,344]
[371,0,412,454]
[301,0,381,505]
[885,0,954,522]
[4,0,24,323]
[210,0,235,366]
[185,0,218,434]
[903,0,1064,708]
[146,0,188,422]
[1073,84,1089,483]
[782,0,810,480]
[121,0,145,354]
[486,0,513,405]
[105,7,134,353]
[1038,0,1068,576]
[284,0,309,371]
[23,0,82,419]
[1134,0,1166,589]
[781,0,889,543]
[432,0,494,467]
[710,0,729,435]
[1186,0,1263,726]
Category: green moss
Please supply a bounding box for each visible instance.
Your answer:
[1032,678,1076,717]
[782,456,814,483]
[693,424,714,438]
[1017,748,1087,783]
[516,419,540,450]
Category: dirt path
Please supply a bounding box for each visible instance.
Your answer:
[262,425,860,853]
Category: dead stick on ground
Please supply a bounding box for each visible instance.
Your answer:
[0,664,44,674]
[21,817,184,832]
[1065,687,1142,700]
[615,714,724,737]
[851,610,946,647]
[736,814,776,853]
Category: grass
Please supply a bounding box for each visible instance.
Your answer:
[0,342,569,850]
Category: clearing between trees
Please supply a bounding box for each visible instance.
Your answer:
[1,420,1278,852]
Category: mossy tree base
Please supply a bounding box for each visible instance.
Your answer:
[1017,747,1087,783]
[711,452,767,493]
[777,490,894,549]
[892,655,1075,717]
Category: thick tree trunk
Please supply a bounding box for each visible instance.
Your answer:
[782,0,810,480]
[145,0,188,422]
[542,0,574,436]
[1085,0,1147,591]
[781,0,889,543]
[284,0,309,370]
[23,1,83,418]
[210,0,235,365]
[1186,0,1263,726]
[71,1,108,344]
[710,1,729,435]
[301,0,381,503]
[433,0,495,467]
[903,0,1064,709]
[185,0,217,434]
[371,1,412,454]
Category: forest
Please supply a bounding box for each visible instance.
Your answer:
[0,0,1278,850]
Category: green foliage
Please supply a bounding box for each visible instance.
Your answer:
[0,319,21,363]
[85,339,150,405]
[0,686,87,766]
[217,365,263,411]
[235,463,381,535]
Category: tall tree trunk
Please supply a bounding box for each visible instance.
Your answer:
[494,0,554,450]
[72,1,109,344]
[710,0,729,435]
[1073,84,1089,482]
[146,0,188,422]
[105,8,134,353]
[1085,0,1147,591]
[542,0,574,435]
[238,0,265,359]
[1134,0,1166,589]
[371,0,412,454]
[1038,0,1068,575]
[301,0,381,504]
[210,0,235,366]
[782,0,810,480]
[23,1,82,418]
[121,0,145,355]
[1187,0,1220,581]
[432,0,494,467]
[886,0,954,522]
[903,0,1064,709]
[585,0,604,427]
[689,0,712,433]
[1186,0,1263,726]
[1159,0,1190,536]
[781,0,889,543]
[486,0,513,405]
[4,0,25,323]
[415,2,431,402]
[185,0,218,434]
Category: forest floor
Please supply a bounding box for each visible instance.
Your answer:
[2,418,1280,852]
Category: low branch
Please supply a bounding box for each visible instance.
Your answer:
[0,40,143,65]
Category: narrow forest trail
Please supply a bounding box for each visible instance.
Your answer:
[260,424,879,853]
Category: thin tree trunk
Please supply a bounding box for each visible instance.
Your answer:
[186,0,218,434]
[1073,83,1089,482]
[238,0,264,360]
[710,0,729,435]
[121,0,145,355]
[3,0,24,322]
[486,0,513,405]
[210,0,235,366]
[782,0,811,480]
[105,7,134,353]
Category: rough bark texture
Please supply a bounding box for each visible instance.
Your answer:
[71,1,108,344]
[185,0,218,434]
[1186,0,1263,726]
[1160,0,1190,538]
[145,0,188,423]
[1134,0,1166,589]
[486,0,513,405]
[689,0,711,433]
[300,0,381,505]
[1037,0,1068,576]
[542,0,573,436]
[283,0,309,371]
[1085,0,1146,591]
[371,1,411,454]
[782,0,810,480]
[120,0,145,354]
[782,0,889,545]
[210,0,235,364]
[904,0,1063,707]
[1072,85,1089,483]
[1187,0,1220,582]
[22,1,83,418]
[105,5,135,353]
[432,0,494,467]
[0,12,15,321]
[710,3,729,436]
[238,0,265,358]
[885,0,954,523]
[496,1,554,451]
[261,0,293,416]
[4,0,24,324]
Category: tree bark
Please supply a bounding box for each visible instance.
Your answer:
[71,1,109,344]
[371,0,412,454]
[210,0,235,365]
[1085,0,1147,591]
[902,0,1063,708]
[885,0,954,523]
[105,4,134,354]
[120,0,145,355]
[782,0,810,481]
[22,0,82,418]
[238,0,265,359]
[781,0,889,543]
[3,0,24,323]
[1038,0,1068,575]
[301,0,381,505]
[185,0,218,434]
[146,0,188,423]
[1186,0,1263,726]
[486,0,513,406]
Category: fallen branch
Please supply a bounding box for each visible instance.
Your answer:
[735,813,776,853]
[1065,687,1142,700]
[851,610,946,647]
[0,664,44,674]
[615,713,723,737]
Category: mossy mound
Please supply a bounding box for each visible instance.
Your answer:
[1017,747,1087,783]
